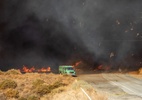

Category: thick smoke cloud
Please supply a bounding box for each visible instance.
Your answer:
[0,0,142,70]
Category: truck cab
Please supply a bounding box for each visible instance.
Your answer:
[59,65,76,76]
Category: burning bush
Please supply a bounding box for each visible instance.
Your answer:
[0,79,17,89]
[4,88,19,98]
[21,65,51,73]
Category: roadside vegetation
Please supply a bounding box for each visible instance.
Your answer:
[0,69,107,100]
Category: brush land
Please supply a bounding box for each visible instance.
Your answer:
[0,69,107,100]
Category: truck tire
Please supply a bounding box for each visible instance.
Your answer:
[59,72,62,75]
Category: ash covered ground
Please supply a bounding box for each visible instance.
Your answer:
[0,0,142,71]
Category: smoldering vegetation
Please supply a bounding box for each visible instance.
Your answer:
[0,0,142,71]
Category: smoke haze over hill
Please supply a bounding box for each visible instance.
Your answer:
[0,0,142,70]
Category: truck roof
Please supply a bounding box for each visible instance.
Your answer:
[59,65,73,67]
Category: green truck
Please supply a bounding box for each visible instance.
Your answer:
[59,65,76,76]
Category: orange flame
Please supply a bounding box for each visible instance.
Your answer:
[98,65,103,70]
[97,65,110,71]
[22,65,35,73]
[38,67,51,73]
[21,65,51,73]
[73,61,82,68]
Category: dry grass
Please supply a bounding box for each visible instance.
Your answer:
[0,70,4,75]
[4,88,19,98]
[0,69,107,100]
[32,79,45,88]
[5,69,22,75]
[128,68,142,79]
[71,80,107,100]
[45,80,107,100]
[33,81,66,96]
[128,67,142,75]
[0,70,75,99]
[138,68,142,74]
[0,79,17,89]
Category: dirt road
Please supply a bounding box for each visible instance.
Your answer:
[79,73,142,100]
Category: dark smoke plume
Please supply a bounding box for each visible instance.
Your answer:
[0,0,142,71]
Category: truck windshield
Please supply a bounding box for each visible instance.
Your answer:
[66,67,74,70]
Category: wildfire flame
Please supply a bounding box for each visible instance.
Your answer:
[97,65,110,71]
[38,67,51,73]
[22,65,35,73]
[73,61,82,68]
[98,65,103,70]
[21,65,51,73]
